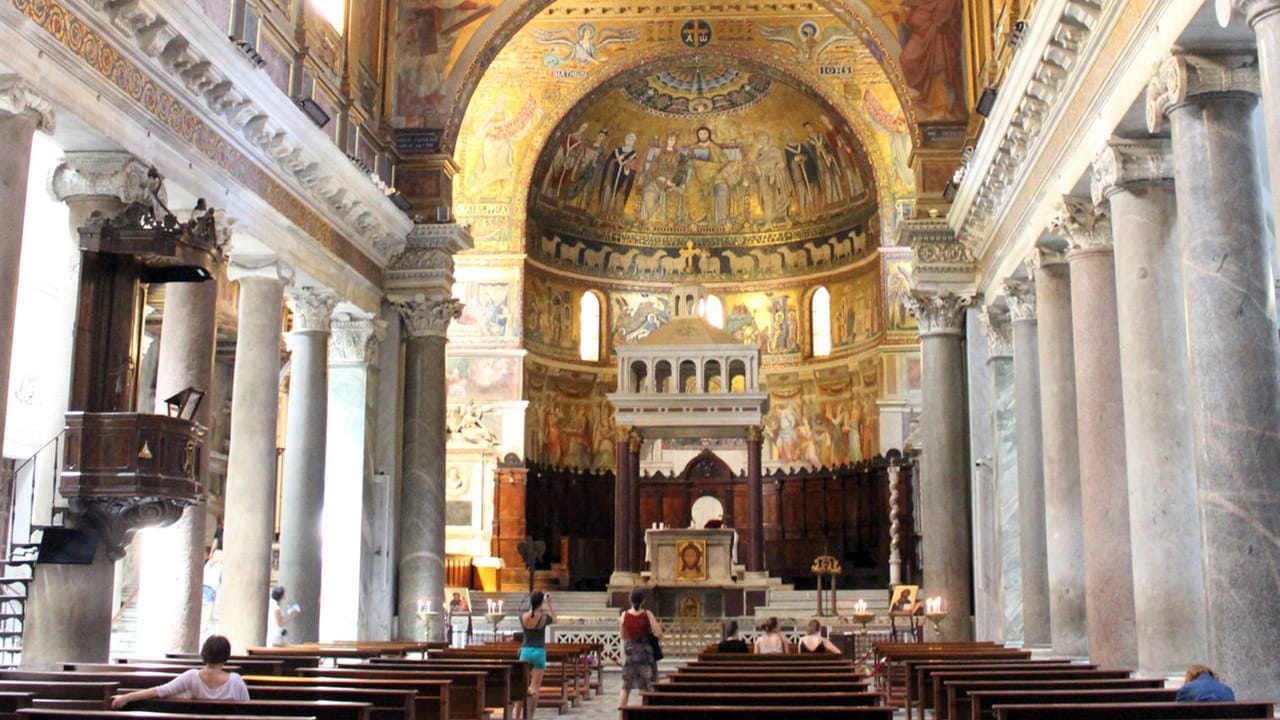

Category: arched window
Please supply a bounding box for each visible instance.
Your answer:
[579,291,601,362]
[704,295,725,329]
[812,286,832,357]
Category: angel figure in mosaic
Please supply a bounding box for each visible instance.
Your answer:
[533,23,639,68]
[759,21,859,63]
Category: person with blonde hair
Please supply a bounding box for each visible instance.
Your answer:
[1176,665,1235,702]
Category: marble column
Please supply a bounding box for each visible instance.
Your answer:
[368,301,404,640]
[904,290,974,639]
[394,296,462,641]
[1091,138,1207,675]
[1032,245,1088,657]
[612,427,632,577]
[1150,53,1280,699]
[1224,0,1280,249]
[967,307,998,642]
[979,307,1021,644]
[136,273,220,655]
[277,287,337,643]
[745,426,764,573]
[1004,279,1051,648]
[1056,197,1138,670]
[0,77,52,458]
[220,258,289,652]
[627,433,642,573]
[321,312,384,641]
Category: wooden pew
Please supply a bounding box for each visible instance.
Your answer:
[168,653,320,676]
[872,643,1027,707]
[908,659,1081,718]
[620,707,894,720]
[63,663,243,675]
[953,678,1168,720]
[695,652,850,662]
[244,675,448,720]
[17,712,310,720]
[0,671,176,692]
[666,670,865,683]
[993,701,1274,720]
[0,692,33,720]
[124,657,288,676]
[650,681,872,695]
[968,688,1177,720]
[364,657,525,720]
[293,669,484,720]
[432,645,586,711]
[246,686,415,720]
[0,682,116,711]
[131,699,372,720]
[936,666,1136,717]
[640,691,880,707]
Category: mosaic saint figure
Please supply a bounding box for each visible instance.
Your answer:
[683,127,730,226]
[752,131,792,224]
[639,133,687,223]
[541,122,590,198]
[784,130,814,214]
[599,132,639,216]
[564,130,609,208]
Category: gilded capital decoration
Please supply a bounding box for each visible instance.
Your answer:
[0,75,55,132]
[285,286,339,333]
[978,306,1013,358]
[628,432,644,454]
[329,313,386,365]
[612,426,633,444]
[1050,196,1113,251]
[1217,0,1280,27]
[1003,279,1038,322]
[903,290,972,336]
[1091,139,1175,204]
[394,295,464,339]
[746,425,763,443]
[49,152,158,206]
[1147,54,1261,133]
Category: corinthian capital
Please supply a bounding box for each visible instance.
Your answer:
[49,152,161,206]
[903,290,971,336]
[978,306,1013,358]
[1091,139,1174,204]
[394,295,465,338]
[1003,279,1037,322]
[1050,196,1112,251]
[1147,54,1260,132]
[329,313,386,365]
[286,286,339,332]
[1217,0,1280,27]
[386,223,474,299]
[0,75,55,132]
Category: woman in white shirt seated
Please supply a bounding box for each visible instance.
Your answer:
[111,634,250,707]
[754,617,786,654]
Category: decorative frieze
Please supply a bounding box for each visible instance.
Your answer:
[285,286,339,333]
[979,305,1014,358]
[1051,196,1113,251]
[394,296,465,339]
[329,313,386,365]
[0,75,55,131]
[1004,279,1038,322]
[1091,139,1174,204]
[904,290,972,336]
[1147,54,1261,133]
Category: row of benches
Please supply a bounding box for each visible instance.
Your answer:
[873,641,1275,720]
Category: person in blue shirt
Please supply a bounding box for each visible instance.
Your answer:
[1176,665,1236,702]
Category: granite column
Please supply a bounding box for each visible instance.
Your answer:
[1225,0,1280,249]
[979,307,1020,643]
[905,290,974,639]
[220,259,289,651]
[612,427,632,577]
[1058,197,1138,670]
[1032,246,1088,657]
[746,425,764,573]
[1091,138,1207,676]
[1149,53,1280,699]
[627,433,643,573]
[1004,279,1050,648]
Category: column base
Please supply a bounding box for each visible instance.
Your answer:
[742,571,771,587]
[608,571,642,589]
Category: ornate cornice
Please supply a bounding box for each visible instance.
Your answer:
[68,0,411,262]
[1090,139,1174,203]
[1147,54,1261,133]
[1004,279,1038,322]
[979,306,1014,358]
[1051,196,1112,251]
[1217,0,1280,29]
[0,75,55,131]
[386,223,474,297]
[394,296,465,339]
[330,313,386,365]
[903,290,972,337]
[285,286,339,333]
[948,0,1107,251]
[49,152,158,206]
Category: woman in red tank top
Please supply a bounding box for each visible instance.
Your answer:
[618,588,663,716]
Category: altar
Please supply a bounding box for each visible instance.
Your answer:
[645,528,736,585]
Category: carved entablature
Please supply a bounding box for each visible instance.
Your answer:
[0,75,55,132]
[1091,139,1174,204]
[1051,196,1112,251]
[979,305,1013,358]
[949,0,1106,252]
[394,296,465,339]
[386,223,475,297]
[1147,54,1261,133]
[286,286,339,333]
[1003,279,1038,322]
[903,290,972,337]
[330,314,386,365]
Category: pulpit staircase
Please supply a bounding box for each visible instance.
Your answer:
[0,432,74,667]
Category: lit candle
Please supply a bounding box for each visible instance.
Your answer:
[854,598,867,614]
[497,599,503,613]
[425,599,432,614]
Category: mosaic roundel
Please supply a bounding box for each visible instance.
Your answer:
[622,58,773,117]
